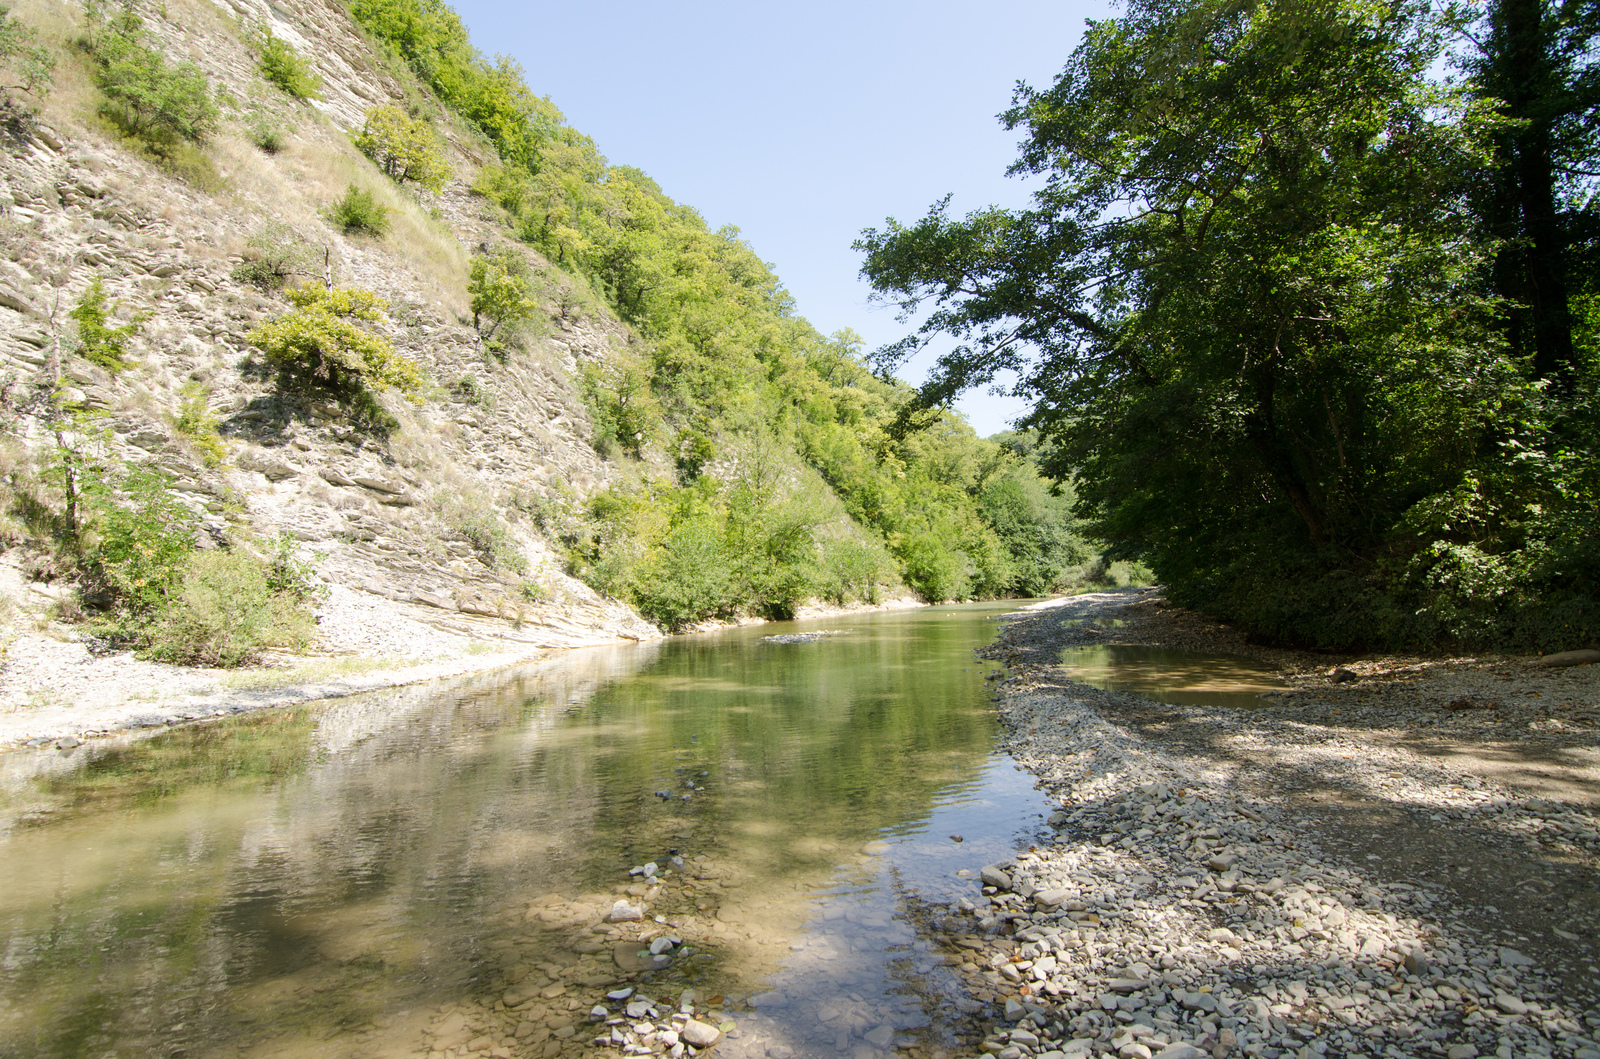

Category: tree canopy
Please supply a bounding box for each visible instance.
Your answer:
[858,0,1598,649]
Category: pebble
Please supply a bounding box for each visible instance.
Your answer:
[938,597,1600,1059]
[1493,995,1529,1015]
[607,900,644,923]
[680,1020,721,1048]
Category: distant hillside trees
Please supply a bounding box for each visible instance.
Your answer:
[348,0,1114,626]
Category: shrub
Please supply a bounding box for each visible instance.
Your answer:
[450,372,493,408]
[263,532,322,601]
[231,221,322,291]
[171,382,226,467]
[254,27,320,100]
[467,251,535,352]
[141,549,317,666]
[247,118,285,153]
[818,536,894,605]
[353,104,451,192]
[325,183,390,236]
[80,463,198,617]
[68,277,141,371]
[80,2,217,149]
[246,283,422,395]
[441,493,526,573]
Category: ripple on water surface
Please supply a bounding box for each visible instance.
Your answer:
[0,602,1053,1059]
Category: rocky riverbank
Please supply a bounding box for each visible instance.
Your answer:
[0,545,660,750]
[930,590,1598,1059]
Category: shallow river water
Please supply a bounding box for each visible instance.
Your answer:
[0,603,1055,1059]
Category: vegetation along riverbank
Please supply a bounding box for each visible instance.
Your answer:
[0,0,1595,1054]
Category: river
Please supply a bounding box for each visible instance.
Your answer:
[0,602,1055,1059]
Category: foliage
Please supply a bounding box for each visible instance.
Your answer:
[816,536,896,606]
[80,1,218,150]
[263,532,323,602]
[79,462,198,618]
[246,283,422,396]
[355,0,1099,619]
[467,250,536,351]
[171,382,225,467]
[246,118,285,153]
[581,360,657,460]
[140,549,317,666]
[348,0,563,172]
[232,221,322,291]
[440,493,526,573]
[68,277,141,371]
[353,104,452,192]
[450,372,493,407]
[0,3,55,99]
[253,26,321,100]
[976,444,1089,597]
[1468,0,1597,387]
[571,472,833,630]
[853,0,1600,649]
[325,183,390,236]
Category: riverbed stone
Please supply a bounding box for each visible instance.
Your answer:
[1034,888,1073,907]
[607,900,645,922]
[681,1020,721,1048]
[1492,995,1528,1015]
[981,865,1012,890]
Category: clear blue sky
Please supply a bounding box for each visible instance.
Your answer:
[448,0,1112,437]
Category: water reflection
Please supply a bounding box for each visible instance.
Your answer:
[0,604,1049,1059]
[1057,644,1284,708]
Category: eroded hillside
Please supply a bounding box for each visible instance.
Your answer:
[1,0,664,728]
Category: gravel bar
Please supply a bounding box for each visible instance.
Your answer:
[937,591,1598,1059]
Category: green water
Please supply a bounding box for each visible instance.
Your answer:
[0,603,1052,1059]
[1057,644,1284,708]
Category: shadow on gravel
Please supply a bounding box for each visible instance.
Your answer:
[980,599,1600,1006]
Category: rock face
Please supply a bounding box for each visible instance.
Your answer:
[0,0,663,692]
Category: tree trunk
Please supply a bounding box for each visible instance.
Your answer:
[1485,0,1577,385]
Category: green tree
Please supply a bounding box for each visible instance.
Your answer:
[353,103,452,192]
[68,276,142,371]
[348,0,562,171]
[1470,0,1597,388]
[81,463,198,617]
[0,3,55,100]
[81,2,217,146]
[467,250,536,352]
[247,284,422,395]
[858,0,1515,646]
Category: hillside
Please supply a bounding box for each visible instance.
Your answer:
[0,0,1104,734]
